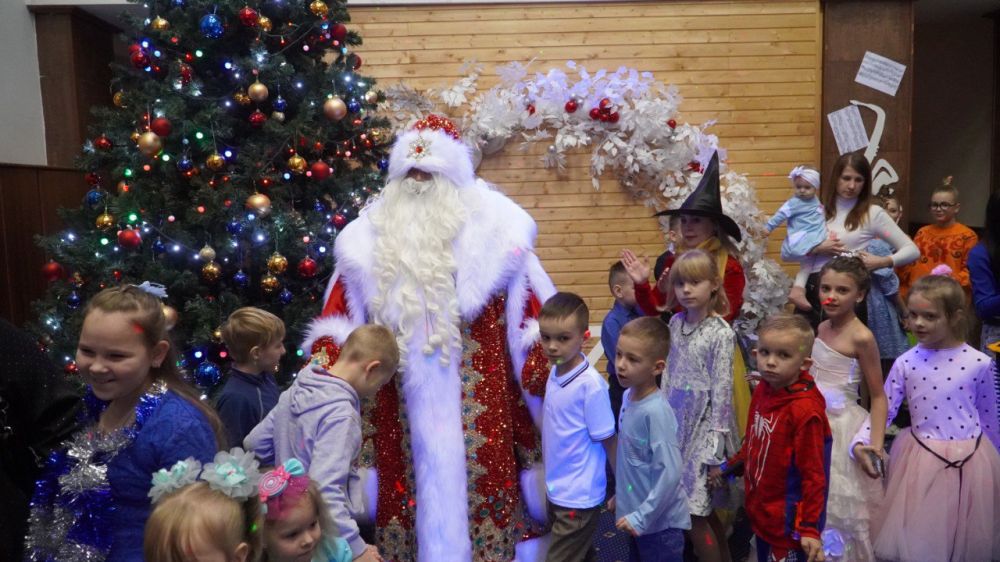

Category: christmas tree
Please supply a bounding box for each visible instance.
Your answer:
[31,0,390,388]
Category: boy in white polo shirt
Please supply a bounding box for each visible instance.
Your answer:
[538,292,617,562]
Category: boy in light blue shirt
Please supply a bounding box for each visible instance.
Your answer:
[610,317,690,561]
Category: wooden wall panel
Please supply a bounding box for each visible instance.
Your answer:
[348,1,822,332]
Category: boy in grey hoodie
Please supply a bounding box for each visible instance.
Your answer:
[246,324,400,562]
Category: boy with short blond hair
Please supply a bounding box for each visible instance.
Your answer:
[246,324,400,562]
[539,292,617,562]
[612,317,689,561]
[712,314,831,562]
[216,307,286,447]
[898,179,978,300]
[602,261,643,424]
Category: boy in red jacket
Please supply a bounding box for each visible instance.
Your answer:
[711,314,831,562]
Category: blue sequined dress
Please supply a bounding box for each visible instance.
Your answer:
[27,389,217,561]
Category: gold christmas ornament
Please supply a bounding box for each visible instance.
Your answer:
[206,153,227,171]
[198,244,217,262]
[137,131,162,156]
[211,326,224,343]
[309,0,329,17]
[247,81,269,103]
[260,273,281,294]
[130,131,141,143]
[113,91,126,108]
[287,153,307,174]
[323,96,347,121]
[150,16,170,31]
[245,193,272,216]
[364,90,378,105]
[233,92,252,106]
[95,212,116,231]
[267,252,289,274]
[271,111,285,123]
[201,261,222,283]
[258,15,273,31]
[161,304,179,330]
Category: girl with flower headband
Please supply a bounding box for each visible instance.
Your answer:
[26,284,224,561]
[258,459,354,562]
[852,268,1000,561]
[145,448,263,562]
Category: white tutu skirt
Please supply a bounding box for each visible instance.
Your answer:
[872,429,1000,562]
[825,402,883,562]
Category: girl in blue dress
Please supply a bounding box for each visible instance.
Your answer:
[26,284,223,561]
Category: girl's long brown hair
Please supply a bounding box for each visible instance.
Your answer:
[84,285,226,448]
[824,151,873,231]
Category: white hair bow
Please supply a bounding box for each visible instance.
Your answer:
[788,166,821,189]
[133,281,169,299]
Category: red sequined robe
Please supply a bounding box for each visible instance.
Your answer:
[303,182,555,561]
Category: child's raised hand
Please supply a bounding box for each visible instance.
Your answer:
[615,516,638,537]
[620,249,651,284]
[801,536,825,562]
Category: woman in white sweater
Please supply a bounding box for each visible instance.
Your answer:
[788,152,919,328]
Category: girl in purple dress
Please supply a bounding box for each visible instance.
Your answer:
[853,271,1000,562]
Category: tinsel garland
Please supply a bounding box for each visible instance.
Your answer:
[25,381,168,562]
[382,60,792,337]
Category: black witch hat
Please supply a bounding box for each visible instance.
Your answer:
[655,151,742,242]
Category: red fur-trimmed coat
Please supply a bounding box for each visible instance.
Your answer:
[302,180,556,562]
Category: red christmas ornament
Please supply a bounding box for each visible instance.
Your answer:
[130,50,150,68]
[310,160,331,180]
[94,135,113,150]
[41,260,65,282]
[238,6,259,26]
[526,103,535,115]
[117,229,143,250]
[180,63,193,85]
[667,119,677,129]
[249,110,268,128]
[588,107,601,120]
[260,177,273,188]
[128,43,143,54]
[150,117,172,137]
[331,22,347,42]
[350,54,363,70]
[608,111,620,124]
[297,257,318,278]
[688,161,702,172]
[85,172,102,185]
[332,213,347,229]
[112,269,123,282]
[564,99,578,113]
[599,97,612,110]
[599,112,610,123]
[64,361,79,375]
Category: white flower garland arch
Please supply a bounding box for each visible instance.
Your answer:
[382,61,791,336]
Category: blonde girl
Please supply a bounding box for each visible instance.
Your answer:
[26,284,223,561]
[853,271,1000,562]
[661,250,738,562]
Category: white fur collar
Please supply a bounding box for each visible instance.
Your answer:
[333,180,538,321]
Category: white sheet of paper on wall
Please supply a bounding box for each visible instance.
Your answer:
[827,105,870,155]
[855,51,907,96]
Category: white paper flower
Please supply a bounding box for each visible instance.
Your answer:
[148,457,202,503]
[201,447,261,500]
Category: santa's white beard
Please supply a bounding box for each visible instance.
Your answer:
[368,175,467,366]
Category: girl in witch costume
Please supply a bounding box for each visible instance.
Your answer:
[25,284,224,561]
[621,152,753,441]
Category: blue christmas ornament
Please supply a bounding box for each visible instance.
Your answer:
[273,96,287,112]
[194,361,222,388]
[177,157,194,172]
[233,269,249,288]
[85,189,105,208]
[377,158,389,172]
[347,99,361,113]
[152,238,166,254]
[67,291,82,309]
[226,219,245,235]
[279,288,293,304]
[313,199,326,212]
[199,13,225,39]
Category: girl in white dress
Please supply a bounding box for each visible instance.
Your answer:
[809,255,888,561]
